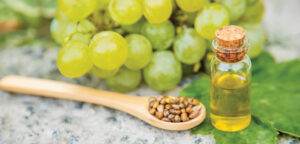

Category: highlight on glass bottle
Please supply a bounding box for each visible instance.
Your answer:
[210,25,252,132]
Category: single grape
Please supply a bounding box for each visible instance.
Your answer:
[141,20,175,50]
[216,0,246,22]
[143,51,182,91]
[142,0,172,24]
[57,41,93,78]
[108,0,143,25]
[239,24,265,58]
[121,17,146,33]
[55,8,72,24]
[62,19,96,44]
[239,0,264,24]
[91,66,119,79]
[50,19,63,44]
[89,31,128,70]
[124,34,152,70]
[106,67,142,92]
[176,0,206,12]
[194,3,230,40]
[71,33,93,45]
[77,19,97,32]
[57,0,96,20]
[174,28,207,64]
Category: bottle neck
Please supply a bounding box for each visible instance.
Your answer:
[212,38,249,63]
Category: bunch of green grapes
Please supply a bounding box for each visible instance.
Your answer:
[50,0,265,92]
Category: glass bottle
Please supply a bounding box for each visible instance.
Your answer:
[210,25,251,132]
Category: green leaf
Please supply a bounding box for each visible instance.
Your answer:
[251,51,275,74]
[251,53,300,137]
[212,117,278,144]
[252,82,300,137]
[181,52,300,143]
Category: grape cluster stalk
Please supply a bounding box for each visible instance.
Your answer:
[50,0,265,92]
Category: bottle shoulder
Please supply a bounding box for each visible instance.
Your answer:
[211,55,251,73]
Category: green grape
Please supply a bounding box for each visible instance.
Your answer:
[124,34,152,70]
[142,0,172,24]
[194,4,230,40]
[121,17,146,33]
[216,0,246,22]
[71,33,93,45]
[141,20,175,50]
[89,31,128,70]
[108,0,143,25]
[76,19,97,32]
[239,0,264,24]
[62,19,96,44]
[143,51,182,91]
[106,67,142,92]
[239,24,265,58]
[91,66,119,79]
[55,8,72,24]
[57,0,96,20]
[50,19,63,44]
[174,28,207,64]
[176,0,206,12]
[57,41,93,78]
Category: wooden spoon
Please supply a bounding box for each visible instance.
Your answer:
[0,75,206,131]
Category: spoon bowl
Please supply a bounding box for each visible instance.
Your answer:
[0,75,206,131]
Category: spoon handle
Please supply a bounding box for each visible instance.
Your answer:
[0,75,146,112]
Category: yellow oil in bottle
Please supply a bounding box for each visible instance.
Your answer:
[210,72,251,131]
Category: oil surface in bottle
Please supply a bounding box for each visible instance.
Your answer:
[210,72,251,131]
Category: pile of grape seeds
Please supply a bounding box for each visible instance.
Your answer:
[148,96,202,122]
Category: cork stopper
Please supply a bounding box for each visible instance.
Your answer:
[213,25,248,63]
[215,25,246,48]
